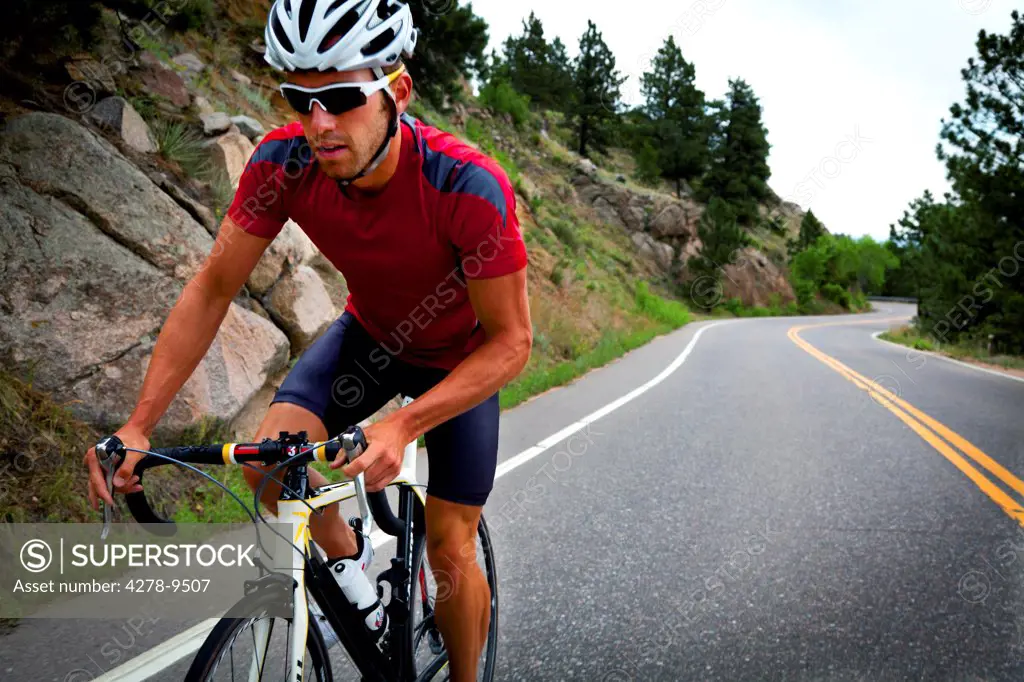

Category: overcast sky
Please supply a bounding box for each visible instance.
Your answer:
[466,0,1017,241]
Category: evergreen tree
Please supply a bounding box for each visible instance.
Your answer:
[640,36,708,196]
[787,209,827,255]
[700,78,772,225]
[686,198,750,309]
[407,1,489,109]
[548,37,574,102]
[935,10,1024,350]
[495,12,563,110]
[571,20,625,158]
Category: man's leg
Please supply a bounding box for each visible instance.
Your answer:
[241,401,358,558]
[425,495,489,682]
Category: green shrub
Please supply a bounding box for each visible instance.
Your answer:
[478,79,531,128]
[152,121,209,178]
[238,83,271,114]
[171,0,218,31]
[547,218,579,251]
[464,117,485,143]
[793,277,817,308]
[635,281,691,328]
[634,141,661,186]
[821,283,852,309]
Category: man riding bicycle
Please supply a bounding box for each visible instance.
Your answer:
[83,1,532,679]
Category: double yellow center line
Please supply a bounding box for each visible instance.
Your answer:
[788,320,1024,527]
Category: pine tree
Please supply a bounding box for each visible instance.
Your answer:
[640,36,708,196]
[934,9,1024,350]
[686,198,750,309]
[571,20,625,158]
[548,37,574,103]
[787,209,827,255]
[701,78,772,225]
[496,12,563,110]
[407,1,489,109]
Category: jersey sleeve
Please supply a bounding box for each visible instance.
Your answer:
[226,138,291,239]
[448,163,528,280]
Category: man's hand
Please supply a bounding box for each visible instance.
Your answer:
[333,417,413,492]
[83,424,148,511]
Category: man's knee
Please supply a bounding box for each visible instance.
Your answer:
[254,401,328,442]
[425,497,481,572]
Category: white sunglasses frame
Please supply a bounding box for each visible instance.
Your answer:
[278,67,405,114]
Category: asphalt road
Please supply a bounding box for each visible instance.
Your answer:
[5,302,1024,681]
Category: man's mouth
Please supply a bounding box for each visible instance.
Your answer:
[317,144,348,159]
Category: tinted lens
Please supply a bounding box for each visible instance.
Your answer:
[280,84,368,115]
[316,87,367,115]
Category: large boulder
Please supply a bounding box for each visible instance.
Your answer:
[205,131,255,188]
[721,247,796,307]
[71,303,289,435]
[0,113,213,280]
[266,265,336,352]
[88,96,157,154]
[247,220,317,296]
[0,114,290,436]
[630,232,675,272]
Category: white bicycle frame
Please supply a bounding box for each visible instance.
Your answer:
[251,396,426,682]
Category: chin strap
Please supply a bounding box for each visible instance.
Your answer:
[336,66,400,187]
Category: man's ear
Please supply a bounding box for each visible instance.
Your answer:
[392,71,413,114]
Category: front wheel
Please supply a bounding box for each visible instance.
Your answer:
[406,514,499,681]
[185,589,333,682]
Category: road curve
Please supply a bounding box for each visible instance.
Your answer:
[6,303,1024,681]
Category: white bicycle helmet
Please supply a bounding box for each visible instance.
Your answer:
[264,0,418,77]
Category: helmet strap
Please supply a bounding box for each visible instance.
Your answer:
[335,90,399,187]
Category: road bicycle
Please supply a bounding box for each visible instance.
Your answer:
[93,396,499,681]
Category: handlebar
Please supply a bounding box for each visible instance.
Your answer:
[95,429,362,531]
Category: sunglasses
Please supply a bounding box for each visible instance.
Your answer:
[279,66,405,116]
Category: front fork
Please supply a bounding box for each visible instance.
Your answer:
[279,498,313,682]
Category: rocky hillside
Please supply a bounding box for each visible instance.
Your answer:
[0,3,809,449]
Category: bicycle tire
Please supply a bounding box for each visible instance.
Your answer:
[406,512,499,681]
[185,589,333,682]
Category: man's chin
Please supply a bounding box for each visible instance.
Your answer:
[315,154,359,180]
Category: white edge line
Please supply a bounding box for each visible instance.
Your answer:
[91,618,220,682]
[95,320,726,680]
[871,330,1024,385]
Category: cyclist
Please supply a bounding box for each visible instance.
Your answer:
[83,0,531,678]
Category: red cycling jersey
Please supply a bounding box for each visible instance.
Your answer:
[228,113,528,370]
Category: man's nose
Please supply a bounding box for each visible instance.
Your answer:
[308,102,337,135]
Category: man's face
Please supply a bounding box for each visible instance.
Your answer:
[286,68,390,180]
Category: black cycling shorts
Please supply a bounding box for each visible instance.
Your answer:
[271,311,499,507]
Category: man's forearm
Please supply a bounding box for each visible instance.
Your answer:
[392,332,530,441]
[125,281,234,437]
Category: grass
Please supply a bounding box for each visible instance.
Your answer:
[152,120,210,178]
[880,325,1024,371]
[500,283,691,409]
[238,82,272,115]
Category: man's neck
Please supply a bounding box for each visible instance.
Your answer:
[349,120,404,195]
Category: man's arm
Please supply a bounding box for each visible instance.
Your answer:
[125,217,273,436]
[399,266,532,437]
[339,266,532,486]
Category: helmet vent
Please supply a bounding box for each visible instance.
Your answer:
[298,0,317,42]
[361,24,397,56]
[318,7,363,53]
[272,12,294,53]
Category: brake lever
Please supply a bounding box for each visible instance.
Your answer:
[341,426,373,536]
[95,436,125,540]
